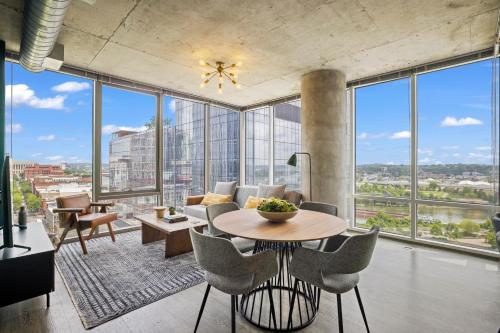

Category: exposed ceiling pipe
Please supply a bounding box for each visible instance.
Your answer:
[19,0,72,73]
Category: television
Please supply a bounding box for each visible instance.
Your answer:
[0,155,14,248]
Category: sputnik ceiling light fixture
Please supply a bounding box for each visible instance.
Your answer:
[199,60,242,94]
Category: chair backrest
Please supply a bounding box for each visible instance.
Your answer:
[56,194,92,225]
[206,202,239,236]
[299,201,337,216]
[189,228,244,277]
[328,226,379,274]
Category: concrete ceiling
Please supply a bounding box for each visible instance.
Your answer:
[1,0,499,107]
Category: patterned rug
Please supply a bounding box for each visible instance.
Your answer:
[55,231,205,329]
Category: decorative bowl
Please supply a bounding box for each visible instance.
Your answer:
[257,209,298,222]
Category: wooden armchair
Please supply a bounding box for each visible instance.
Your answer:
[53,194,117,255]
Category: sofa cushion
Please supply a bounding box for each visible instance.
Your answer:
[257,184,286,199]
[283,190,302,206]
[234,186,258,208]
[183,204,208,220]
[200,192,233,206]
[214,181,238,197]
[244,196,266,209]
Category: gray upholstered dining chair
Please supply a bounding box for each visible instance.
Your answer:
[206,202,255,252]
[287,226,379,333]
[190,228,278,333]
[299,201,339,250]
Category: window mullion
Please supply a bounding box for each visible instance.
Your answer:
[410,74,418,240]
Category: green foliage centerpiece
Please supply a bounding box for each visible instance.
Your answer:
[257,198,298,223]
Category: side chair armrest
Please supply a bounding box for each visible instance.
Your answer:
[90,202,114,207]
[289,247,333,285]
[186,195,205,206]
[241,250,278,279]
[53,208,86,214]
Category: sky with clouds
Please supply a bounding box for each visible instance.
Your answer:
[4,62,177,164]
[3,59,495,166]
[356,59,494,166]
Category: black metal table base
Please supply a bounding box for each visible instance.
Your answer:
[240,241,319,331]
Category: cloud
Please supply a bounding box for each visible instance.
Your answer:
[37,134,56,141]
[5,123,22,133]
[102,124,148,134]
[6,84,66,109]
[390,130,410,139]
[441,145,459,150]
[468,152,491,160]
[464,103,489,110]
[52,81,90,93]
[46,155,63,161]
[357,132,386,140]
[418,147,433,156]
[169,99,176,111]
[475,146,490,151]
[452,153,460,157]
[32,153,43,157]
[440,116,482,127]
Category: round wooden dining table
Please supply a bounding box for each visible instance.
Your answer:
[213,208,347,331]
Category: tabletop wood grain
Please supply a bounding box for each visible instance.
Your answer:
[213,209,347,242]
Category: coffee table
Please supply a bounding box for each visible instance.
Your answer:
[135,214,207,258]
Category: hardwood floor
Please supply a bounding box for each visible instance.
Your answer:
[0,238,499,332]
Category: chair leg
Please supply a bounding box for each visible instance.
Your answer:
[107,222,116,242]
[75,224,88,255]
[194,284,211,333]
[287,278,299,329]
[266,280,278,330]
[55,226,71,252]
[337,294,343,333]
[355,286,370,333]
[231,295,236,333]
[87,226,96,241]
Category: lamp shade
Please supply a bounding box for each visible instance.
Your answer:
[287,153,297,167]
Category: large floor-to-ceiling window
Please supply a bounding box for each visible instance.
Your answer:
[99,84,158,229]
[5,61,93,241]
[163,97,205,209]
[209,105,240,190]
[245,106,270,185]
[416,60,495,250]
[355,78,411,236]
[273,100,301,190]
[354,58,498,251]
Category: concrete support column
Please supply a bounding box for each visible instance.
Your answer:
[301,69,347,217]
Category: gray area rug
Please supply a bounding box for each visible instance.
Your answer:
[55,231,205,329]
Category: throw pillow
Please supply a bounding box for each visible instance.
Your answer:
[214,181,238,197]
[200,192,233,206]
[244,196,266,209]
[257,184,286,199]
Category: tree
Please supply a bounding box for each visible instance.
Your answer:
[428,180,439,191]
[145,115,173,129]
[25,193,41,213]
[430,224,442,236]
[485,231,497,249]
[458,220,480,237]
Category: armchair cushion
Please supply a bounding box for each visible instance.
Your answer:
[56,194,92,215]
[78,213,118,227]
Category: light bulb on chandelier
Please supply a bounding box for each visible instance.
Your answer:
[199,60,242,93]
